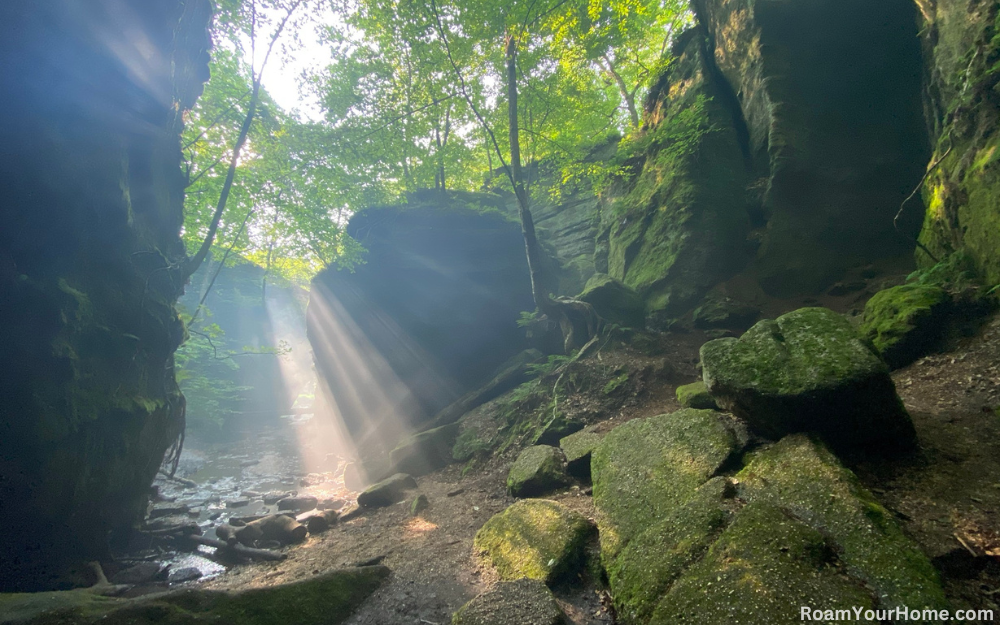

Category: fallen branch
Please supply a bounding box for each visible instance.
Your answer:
[185,535,287,562]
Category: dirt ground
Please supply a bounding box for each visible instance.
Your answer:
[200,293,1000,623]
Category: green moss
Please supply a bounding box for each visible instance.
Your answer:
[860,284,950,368]
[559,430,601,479]
[701,307,915,452]
[607,477,734,625]
[602,373,629,395]
[648,502,875,625]
[604,33,750,318]
[411,494,429,516]
[0,567,389,625]
[506,445,570,497]
[474,499,594,585]
[674,381,717,410]
[736,435,949,613]
[591,409,740,559]
[451,579,566,625]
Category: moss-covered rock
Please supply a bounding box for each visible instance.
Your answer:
[701,307,916,453]
[473,500,594,585]
[860,284,950,368]
[559,431,602,479]
[389,423,460,476]
[578,274,645,328]
[736,435,949,614]
[591,409,741,559]
[648,502,875,625]
[410,494,429,516]
[0,566,389,625]
[507,446,571,498]
[607,477,735,624]
[357,473,418,508]
[917,0,1000,286]
[674,381,718,410]
[603,31,751,319]
[451,578,566,625]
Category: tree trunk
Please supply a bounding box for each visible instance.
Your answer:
[602,56,640,129]
[505,33,553,318]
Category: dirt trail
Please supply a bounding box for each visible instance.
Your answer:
[200,310,1000,623]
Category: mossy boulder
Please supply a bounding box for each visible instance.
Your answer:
[559,430,602,479]
[735,435,949,614]
[410,494,429,516]
[473,499,594,585]
[357,473,418,508]
[860,284,950,369]
[577,274,645,328]
[389,422,460,476]
[648,502,875,625]
[0,566,389,625]
[674,381,717,410]
[451,578,566,625]
[507,446,570,498]
[607,477,735,624]
[701,307,916,454]
[591,409,741,559]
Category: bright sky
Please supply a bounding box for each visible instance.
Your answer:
[251,4,341,122]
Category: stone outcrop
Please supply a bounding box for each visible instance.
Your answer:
[917,0,1000,285]
[694,0,929,296]
[0,0,210,589]
[602,31,752,319]
[592,410,947,624]
[701,307,916,453]
[307,191,535,452]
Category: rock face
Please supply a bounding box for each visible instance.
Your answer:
[307,191,535,451]
[474,500,593,585]
[451,578,567,625]
[694,0,929,296]
[602,31,752,319]
[577,274,645,328]
[701,307,916,453]
[506,446,571,497]
[0,565,389,625]
[917,0,1000,285]
[861,284,951,369]
[591,410,947,624]
[0,1,210,589]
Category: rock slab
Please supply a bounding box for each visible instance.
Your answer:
[507,446,570,498]
[357,473,418,508]
[451,578,566,625]
[474,499,593,586]
[701,307,916,453]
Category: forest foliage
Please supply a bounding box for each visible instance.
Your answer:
[176,0,692,430]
